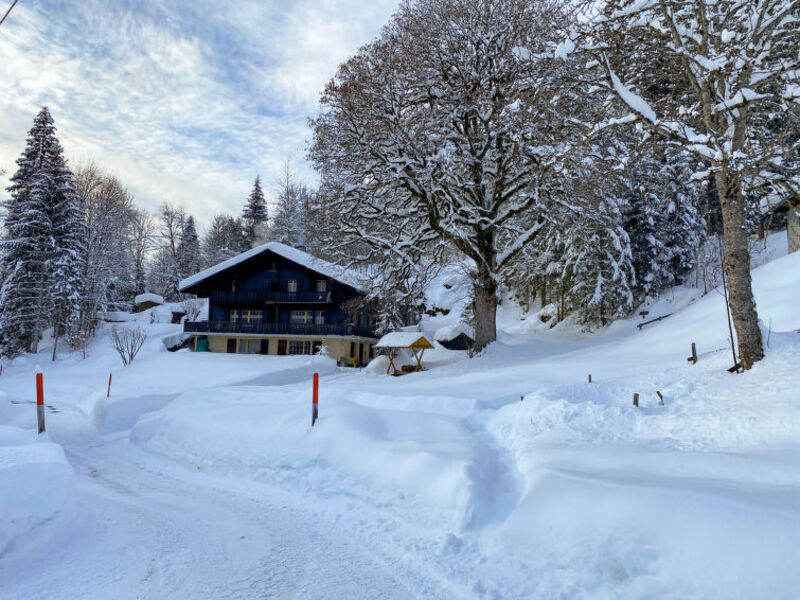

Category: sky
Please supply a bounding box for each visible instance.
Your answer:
[0,0,399,229]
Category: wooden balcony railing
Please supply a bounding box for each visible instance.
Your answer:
[210,290,332,305]
[184,321,376,338]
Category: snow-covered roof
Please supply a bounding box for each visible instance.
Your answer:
[375,332,435,349]
[98,311,131,322]
[178,241,366,293]
[433,322,474,342]
[134,293,164,305]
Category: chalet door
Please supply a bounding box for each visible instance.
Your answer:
[278,340,287,356]
[358,343,364,366]
[260,339,269,355]
[312,341,322,355]
[226,338,237,353]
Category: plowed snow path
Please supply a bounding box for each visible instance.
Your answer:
[0,434,420,600]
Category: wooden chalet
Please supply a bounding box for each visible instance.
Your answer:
[179,242,378,365]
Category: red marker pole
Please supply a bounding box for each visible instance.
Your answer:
[36,372,45,434]
[312,372,319,427]
[107,373,113,398]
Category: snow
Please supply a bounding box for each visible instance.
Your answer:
[0,430,74,556]
[178,241,366,293]
[134,293,164,305]
[374,332,434,348]
[97,311,131,322]
[1,239,799,598]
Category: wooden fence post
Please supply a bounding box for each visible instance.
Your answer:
[633,392,639,407]
[687,342,698,364]
[588,374,592,383]
[656,391,664,405]
[107,373,113,398]
[312,372,319,427]
[36,371,45,434]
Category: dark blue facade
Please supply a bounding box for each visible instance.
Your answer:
[182,248,372,334]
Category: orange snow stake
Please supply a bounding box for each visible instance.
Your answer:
[107,373,113,398]
[312,372,319,427]
[36,371,45,434]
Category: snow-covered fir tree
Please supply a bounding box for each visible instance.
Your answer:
[271,162,308,248]
[620,173,669,300]
[656,150,705,285]
[242,175,268,248]
[0,107,84,357]
[177,215,201,279]
[202,214,246,268]
[49,163,87,359]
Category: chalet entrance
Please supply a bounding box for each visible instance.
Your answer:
[226,338,237,353]
[278,339,287,355]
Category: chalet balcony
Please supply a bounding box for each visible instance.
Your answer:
[184,321,377,338]
[210,290,332,305]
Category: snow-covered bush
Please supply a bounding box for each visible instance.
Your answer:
[111,325,148,366]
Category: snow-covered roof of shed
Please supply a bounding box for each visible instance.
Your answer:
[178,241,366,293]
[134,293,164,305]
[375,332,434,349]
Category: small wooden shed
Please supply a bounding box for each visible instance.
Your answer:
[134,293,165,313]
[375,332,435,376]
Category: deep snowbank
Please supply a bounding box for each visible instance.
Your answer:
[130,384,481,529]
[0,429,74,555]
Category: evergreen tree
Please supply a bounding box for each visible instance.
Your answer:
[0,107,83,357]
[242,175,268,248]
[272,162,308,248]
[202,214,246,267]
[50,168,86,358]
[621,176,668,300]
[657,151,705,284]
[177,215,201,279]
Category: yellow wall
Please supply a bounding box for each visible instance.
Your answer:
[200,335,375,364]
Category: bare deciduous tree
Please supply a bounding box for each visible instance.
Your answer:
[110,325,148,366]
[310,0,580,351]
[181,298,203,322]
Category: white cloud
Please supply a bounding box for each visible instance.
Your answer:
[0,0,399,225]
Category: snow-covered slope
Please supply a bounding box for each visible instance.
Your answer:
[0,247,798,599]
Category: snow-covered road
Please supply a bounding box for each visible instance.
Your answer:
[1,423,426,600]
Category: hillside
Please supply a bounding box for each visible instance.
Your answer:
[1,245,799,599]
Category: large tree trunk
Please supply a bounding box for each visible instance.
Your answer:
[473,270,497,353]
[715,170,764,370]
[787,199,800,254]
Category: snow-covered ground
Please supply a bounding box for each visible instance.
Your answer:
[1,237,799,599]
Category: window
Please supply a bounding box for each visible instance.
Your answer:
[316,280,327,292]
[229,309,239,323]
[315,310,326,324]
[241,310,263,324]
[290,310,314,324]
[289,340,312,355]
[238,339,260,354]
[287,280,298,293]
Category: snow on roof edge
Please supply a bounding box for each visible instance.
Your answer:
[134,293,164,305]
[375,332,434,348]
[178,241,367,294]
